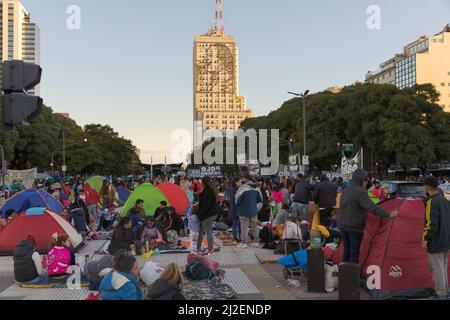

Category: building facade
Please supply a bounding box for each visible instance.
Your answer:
[193,27,253,133]
[366,24,450,112]
[0,0,40,94]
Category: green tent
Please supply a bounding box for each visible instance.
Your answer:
[120,183,169,217]
[86,176,106,193]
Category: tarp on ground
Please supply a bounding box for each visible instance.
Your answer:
[86,176,107,193]
[120,183,169,217]
[333,198,450,299]
[157,183,190,216]
[0,208,83,256]
[1,189,64,219]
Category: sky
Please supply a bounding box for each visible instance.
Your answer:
[21,0,450,163]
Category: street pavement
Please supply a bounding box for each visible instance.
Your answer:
[0,240,370,300]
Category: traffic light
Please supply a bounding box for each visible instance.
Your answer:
[337,142,342,151]
[2,60,43,126]
[82,137,88,145]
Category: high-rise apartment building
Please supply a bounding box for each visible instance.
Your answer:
[366,24,450,112]
[193,1,253,133]
[0,0,40,94]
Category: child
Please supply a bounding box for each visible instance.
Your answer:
[99,250,143,300]
[147,263,185,300]
[186,203,200,252]
[141,218,165,251]
[45,234,72,279]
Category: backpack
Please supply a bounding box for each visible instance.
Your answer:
[259,226,273,244]
[185,260,214,280]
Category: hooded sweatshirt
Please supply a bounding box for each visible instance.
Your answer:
[337,169,390,233]
[236,183,262,217]
[99,271,143,300]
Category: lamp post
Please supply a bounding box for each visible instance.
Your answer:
[288,90,310,173]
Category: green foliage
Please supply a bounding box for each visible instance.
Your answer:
[0,101,142,176]
[241,83,450,172]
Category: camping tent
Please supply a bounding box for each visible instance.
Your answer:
[117,186,131,204]
[1,189,64,219]
[0,208,83,256]
[120,183,169,217]
[332,198,450,299]
[86,176,107,193]
[157,183,190,216]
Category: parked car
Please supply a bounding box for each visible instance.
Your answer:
[440,184,450,201]
[381,181,427,199]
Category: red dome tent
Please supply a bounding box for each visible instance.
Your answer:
[333,198,450,299]
[157,183,190,216]
[0,208,84,256]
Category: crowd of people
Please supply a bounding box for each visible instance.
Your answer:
[4,169,450,300]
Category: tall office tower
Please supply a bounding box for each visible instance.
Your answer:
[193,0,253,137]
[0,0,40,95]
[366,24,450,112]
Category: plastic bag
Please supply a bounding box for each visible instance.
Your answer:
[140,261,165,287]
[277,249,308,269]
[325,264,339,293]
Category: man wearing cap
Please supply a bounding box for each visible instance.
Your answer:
[338,169,398,264]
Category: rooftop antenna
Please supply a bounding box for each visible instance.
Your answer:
[215,0,224,32]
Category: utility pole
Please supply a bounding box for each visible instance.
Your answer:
[288,90,310,174]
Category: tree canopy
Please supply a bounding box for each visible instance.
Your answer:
[0,100,142,176]
[241,83,450,172]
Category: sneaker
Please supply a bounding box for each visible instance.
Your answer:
[432,295,448,300]
[237,243,248,249]
[250,242,260,248]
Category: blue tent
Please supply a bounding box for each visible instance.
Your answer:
[117,186,131,204]
[0,189,64,218]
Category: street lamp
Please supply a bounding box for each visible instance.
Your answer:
[288,90,310,173]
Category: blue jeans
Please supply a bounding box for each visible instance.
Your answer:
[341,230,363,264]
[232,218,241,242]
[291,202,307,221]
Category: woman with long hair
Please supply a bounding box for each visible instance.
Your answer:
[196,176,218,256]
[147,263,185,300]
[108,217,136,256]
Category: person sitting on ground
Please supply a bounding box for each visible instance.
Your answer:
[129,205,146,238]
[13,235,45,284]
[141,217,165,249]
[85,255,114,294]
[216,200,232,227]
[258,200,272,223]
[96,204,119,232]
[165,207,185,235]
[108,217,137,256]
[44,234,73,280]
[147,263,185,300]
[99,250,143,300]
[154,201,167,220]
[128,199,146,217]
[272,203,290,227]
[69,199,90,235]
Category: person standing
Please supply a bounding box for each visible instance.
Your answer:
[337,169,398,264]
[422,176,450,300]
[312,175,338,228]
[236,178,262,248]
[197,177,218,256]
[226,178,242,243]
[292,174,314,221]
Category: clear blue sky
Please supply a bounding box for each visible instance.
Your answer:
[22,0,450,163]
